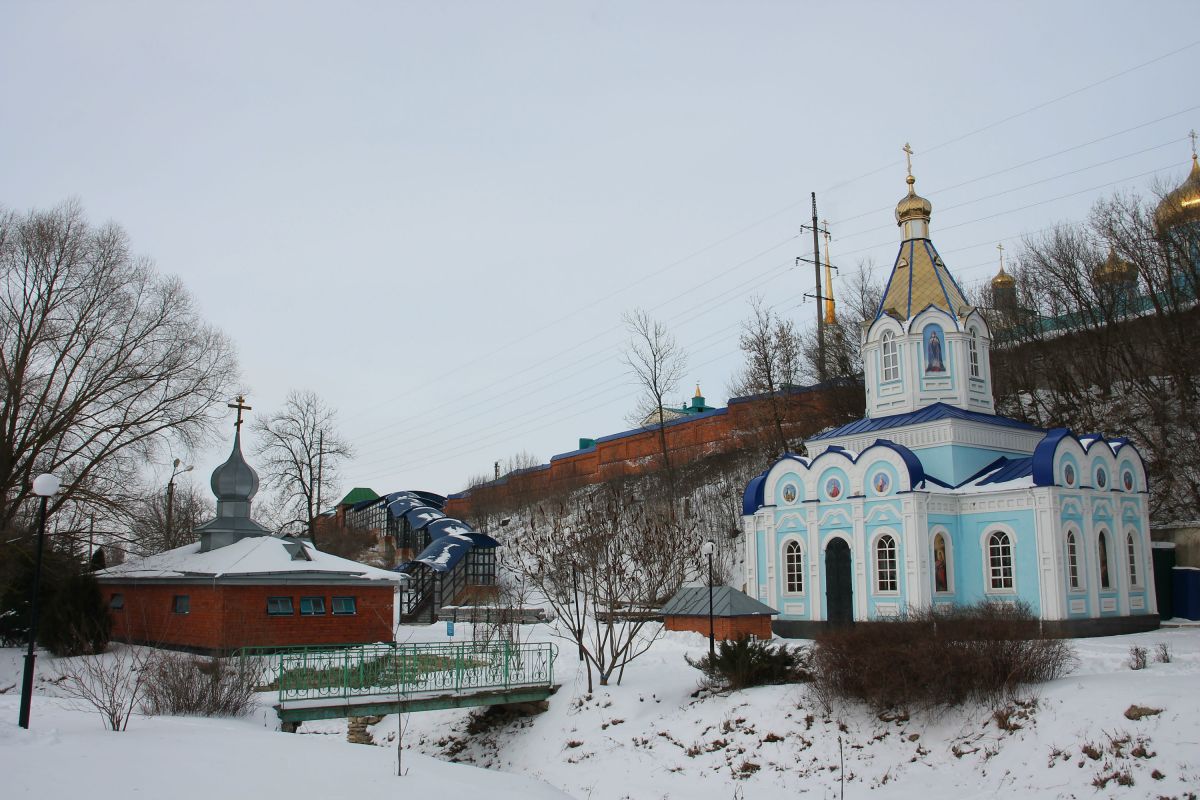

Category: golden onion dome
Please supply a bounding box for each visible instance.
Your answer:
[991,263,1016,290]
[1094,247,1138,285]
[1155,155,1200,232]
[895,174,933,226]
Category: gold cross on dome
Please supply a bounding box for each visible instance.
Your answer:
[228,394,252,431]
[1191,129,1198,158]
[997,242,1005,268]
[903,143,914,177]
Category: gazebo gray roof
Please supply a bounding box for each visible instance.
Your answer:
[659,586,778,618]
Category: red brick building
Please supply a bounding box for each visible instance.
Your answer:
[97,424,403,654]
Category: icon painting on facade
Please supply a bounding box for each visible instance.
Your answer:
[923,324,946,373]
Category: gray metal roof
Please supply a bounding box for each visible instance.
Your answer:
[659,586,778,617]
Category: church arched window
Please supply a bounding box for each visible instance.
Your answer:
[987,531,1014,591]
[1098,530,1112,589]
[784,540,803,593]
[1126,532,1139,588]
[875,534,898,592]
[1066,530,1082,591]
[968,328,980,378]
[881,332,899,382]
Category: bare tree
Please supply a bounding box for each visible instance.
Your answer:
[127,479,213,555]
[251,390,352,544]
[622,309,687,483]
[55,645,152,731]
[982,189,1200,522]
[730,296,804,457]
[510,483,703,691]
[0,200,238,535]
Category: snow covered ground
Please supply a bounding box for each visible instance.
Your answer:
[3,624,1198,799]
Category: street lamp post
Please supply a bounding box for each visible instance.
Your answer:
[165,458,193,548]
[701,540,716,659]
[18,472,61,729]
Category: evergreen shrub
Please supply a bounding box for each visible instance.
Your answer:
[686,636,812,690]
[39,572,112,656]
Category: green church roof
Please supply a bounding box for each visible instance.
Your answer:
[339,487,379,506]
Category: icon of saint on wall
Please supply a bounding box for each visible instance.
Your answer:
[933,534,948,593]
[925,326,946,373]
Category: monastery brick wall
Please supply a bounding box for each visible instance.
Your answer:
[104,582,395,654]
[446,382,858,520]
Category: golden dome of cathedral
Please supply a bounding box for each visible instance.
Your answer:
[1094,247,1138,285]
[991,263,1016,290]
[895,174,933,225]
[1155,153,1200,232]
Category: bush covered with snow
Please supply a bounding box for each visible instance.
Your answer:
[685,636,812,690]
[812,601,1076,712]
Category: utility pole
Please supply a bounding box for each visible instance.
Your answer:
[800,194,832,382]
[315,429,324,534]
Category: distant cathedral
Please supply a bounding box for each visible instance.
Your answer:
[740,144,1180,636]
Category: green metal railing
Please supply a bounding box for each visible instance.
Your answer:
[237,641,556,704]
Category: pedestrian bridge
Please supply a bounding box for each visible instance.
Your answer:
[237,641,558,726]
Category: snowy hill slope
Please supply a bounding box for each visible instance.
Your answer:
[359,624,1200,800]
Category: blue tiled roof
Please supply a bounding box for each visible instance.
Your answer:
[810,403,1041,441]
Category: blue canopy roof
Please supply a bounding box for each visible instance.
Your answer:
[397,529,499,573]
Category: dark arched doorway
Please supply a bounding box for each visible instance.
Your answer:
[825,537,853,625]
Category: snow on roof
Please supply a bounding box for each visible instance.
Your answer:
[95,536,406,583]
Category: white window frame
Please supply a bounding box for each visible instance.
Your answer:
[985,530,1015,593]
[783,539,804,594]
[1065,529,1084,592]
[968,328,981,378]
[881,332,900,383]
[1126,530,1140,589]
[874,533,899,594]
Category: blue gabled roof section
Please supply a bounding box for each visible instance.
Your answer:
[810,402,1041,442]
[976,456,1034,486]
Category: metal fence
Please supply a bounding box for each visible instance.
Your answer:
[237,641,556,704]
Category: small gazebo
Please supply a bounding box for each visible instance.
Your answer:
[660,586,778,641]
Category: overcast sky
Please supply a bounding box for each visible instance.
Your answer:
[3,1,1198,505]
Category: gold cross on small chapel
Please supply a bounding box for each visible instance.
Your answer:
[997,242,1005,268]
[903,142,914,177]
[1191,129,1198,158]
[228,394,252,431]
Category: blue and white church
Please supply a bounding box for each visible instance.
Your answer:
[742,156,1158,636]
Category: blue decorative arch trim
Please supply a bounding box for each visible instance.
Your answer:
[1031,427,1073,486]
[743,472,768,515]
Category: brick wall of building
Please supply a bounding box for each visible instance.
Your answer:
[103,582,395,653]
[446,381,858,519]
[664,613,775,640]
